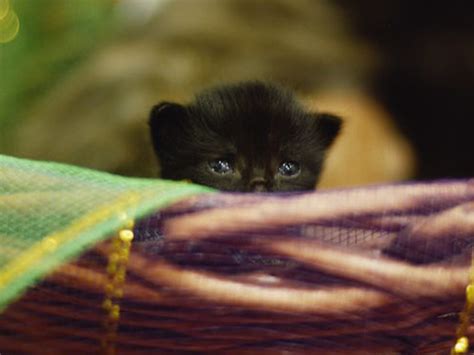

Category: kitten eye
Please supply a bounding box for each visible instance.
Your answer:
[278,161,300,177]
[209,159,233,175]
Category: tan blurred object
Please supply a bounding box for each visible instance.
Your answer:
[308,91,416,189]
[7,0,414,188]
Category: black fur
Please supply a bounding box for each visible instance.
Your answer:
[149,81,341,192]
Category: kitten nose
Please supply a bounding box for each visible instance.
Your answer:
[249,177,269,192]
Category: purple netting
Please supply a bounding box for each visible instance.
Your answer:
[1,180,474,353]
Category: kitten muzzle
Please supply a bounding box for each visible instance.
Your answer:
[249,177,270,192]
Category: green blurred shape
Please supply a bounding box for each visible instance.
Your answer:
[0,154,214,311]
[0,5,20,43]
[0,0,10,20]
[0,0,116,149]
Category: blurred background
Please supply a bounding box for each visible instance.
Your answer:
[0,0,472,188]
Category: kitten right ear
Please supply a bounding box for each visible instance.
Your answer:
[315,112,343,148]
[149,102,187,151]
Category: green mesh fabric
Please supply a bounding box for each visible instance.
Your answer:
[0,154,213,311]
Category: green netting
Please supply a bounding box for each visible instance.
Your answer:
[0,154,213,311]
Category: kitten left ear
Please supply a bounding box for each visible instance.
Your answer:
[315,113,343,148]
[149,102,186,130]
[149,101,187,144]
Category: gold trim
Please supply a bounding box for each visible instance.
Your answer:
[0,192,139,292]
[101,217,135,355]
[452,248,474,354]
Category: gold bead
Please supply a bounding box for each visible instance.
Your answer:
[118,248,130,261]
[112,237,121,249]
[105,283,115,295]
[119,229,134,242]
[107,264,117,274]
[110,305,120,319]
[102,299,112,311]
[467,285,474,304]
[454,336,469,354]
[113,270,126,283]
[108,252,119,264]
[118,213,134,229]
[125,219,135,229]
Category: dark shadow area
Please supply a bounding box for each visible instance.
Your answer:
[336,1,474,179]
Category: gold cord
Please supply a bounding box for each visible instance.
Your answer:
[101,214,135,355]
[452,248,474,354]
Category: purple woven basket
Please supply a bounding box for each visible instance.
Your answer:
[1,180,474,354]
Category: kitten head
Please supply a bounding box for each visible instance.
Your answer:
[149,82,341,192]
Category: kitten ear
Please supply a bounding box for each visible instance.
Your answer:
[315,113,343,148]
[149,102,187,130]
[149,102,187,151]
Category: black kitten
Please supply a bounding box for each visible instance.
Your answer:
[149,82,341,192]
